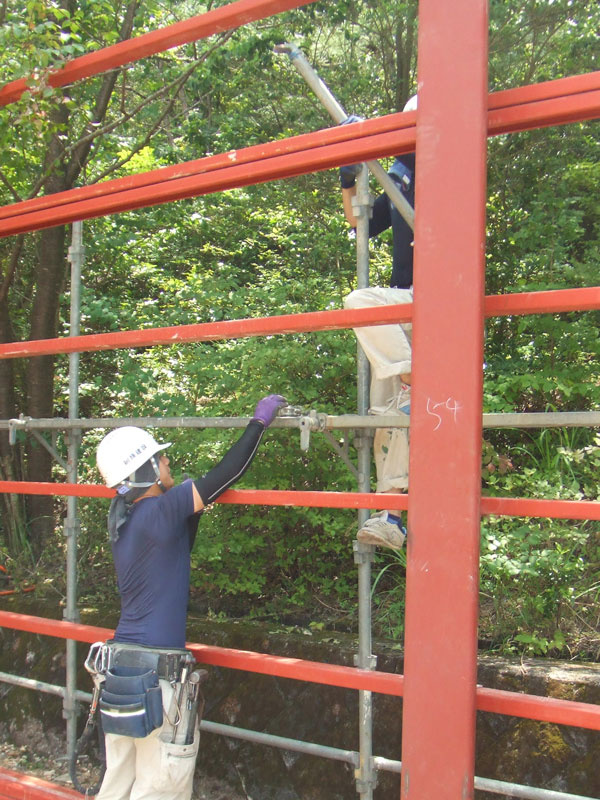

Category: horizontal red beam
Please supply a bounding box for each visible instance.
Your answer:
[0,287,598,360]
[0,768,84,800]
[0,0,318,107]
[1,610,600,730]
[0,481,408,509]
[479,496,600,521]
[488,72,600,134]
[1,482,599,521]
[484,287,600,316]
[3,71,597,226]
[0,304,410,358]
[0,73,598,238]
[476,687,600,731]
[0,128,412,237]
[0,304,412,359]
[0,116,416,223]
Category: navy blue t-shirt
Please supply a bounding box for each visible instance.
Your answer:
[369,153,415,289]
[112,480,200,648]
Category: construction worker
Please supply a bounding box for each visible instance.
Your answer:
[339,96,417,551]
[91,394,285,800]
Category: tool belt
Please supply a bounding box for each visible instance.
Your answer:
[88,641,196,739]
[103,640,195,683]
[100,664,164,738]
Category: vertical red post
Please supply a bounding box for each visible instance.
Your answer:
[401,2,488,799]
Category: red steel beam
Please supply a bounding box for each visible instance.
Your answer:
[488,72,600,133]
[0,304,413,359]
[2,484,599,520]
[0,287,598,361]
[0,483,410,510]
[0,73,598,238]
[3,70,596,224]
[1,610,600,731]
[484,287,600,316]
[479,496,600,520]
[0,0,595,117]
[401,1,488,798]
[0,768,84,800]
[0,0,319,108]
[0,129,412,237]
[0,116,416,223]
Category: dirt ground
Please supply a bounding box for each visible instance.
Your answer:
[0,721,247,800]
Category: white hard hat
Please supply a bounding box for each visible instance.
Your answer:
[403,94,418,112]
[96,426,170,488]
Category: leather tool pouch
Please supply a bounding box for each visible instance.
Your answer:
[100,665,163,738]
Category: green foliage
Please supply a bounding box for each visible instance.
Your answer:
[1,0,599,659]
[479,432,600,658]
[370,547,407,639]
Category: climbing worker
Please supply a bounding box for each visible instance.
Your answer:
[339,95,417,551]
[89,394,285,800]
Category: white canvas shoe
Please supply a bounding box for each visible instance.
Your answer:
[357,511,407,551]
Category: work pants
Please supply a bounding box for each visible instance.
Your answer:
[344,286,413,492]
[96,679,199,800]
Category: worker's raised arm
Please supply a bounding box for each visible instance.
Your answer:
[192,394,286,512]
[341,183,359,227]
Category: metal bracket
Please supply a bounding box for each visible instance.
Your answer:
[63,517,81,541]
[8,415,29,445]
[351,181,374,220]
[321,430,359,479]
[8,414,70,470]
[353,653,377,670]
[354,769,378,795]
[353,539,375,564]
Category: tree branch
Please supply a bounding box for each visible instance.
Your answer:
[87,31,234,183]
[0,170,23,203]
[0,235,25,305]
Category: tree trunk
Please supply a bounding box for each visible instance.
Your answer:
[24,89,70,552]
[0,247,28,554]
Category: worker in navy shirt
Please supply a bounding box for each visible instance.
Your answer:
[339,96,417,551]
[93,394,285,800]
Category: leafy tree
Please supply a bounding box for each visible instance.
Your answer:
[0,0,598,655]
[0,0,232,553]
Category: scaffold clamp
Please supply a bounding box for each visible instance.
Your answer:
[277,405,326,451]
[8,415,29,445]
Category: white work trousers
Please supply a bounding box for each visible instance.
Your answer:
[344,287,413,493]
[96,679,200,800]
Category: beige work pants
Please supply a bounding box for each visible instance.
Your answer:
[344,286,413,492]
[96,679,199,800]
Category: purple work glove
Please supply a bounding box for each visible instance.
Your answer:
[252,394,286,428]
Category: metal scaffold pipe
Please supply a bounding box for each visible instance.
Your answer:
[63,221,84,763]
[2,410,599,435]
[274,43,415,231]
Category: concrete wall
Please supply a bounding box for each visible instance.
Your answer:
[1,606,599,799]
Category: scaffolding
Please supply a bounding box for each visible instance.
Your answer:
[0,1,600,799]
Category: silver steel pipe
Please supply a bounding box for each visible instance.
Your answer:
[1,669,597,800]
[351,162,376,800]
[64,221,84,761]
[473,776,600,800]
[3,411,598,433]
[200,720,359,768]
[372,756,599,800]
[0,671,92,703]
[274,43,414,230]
